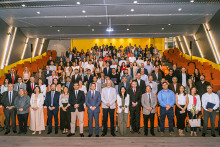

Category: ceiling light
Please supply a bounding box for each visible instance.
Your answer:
[82,10,86,13]
[88,25,91,27]
[99,22,102,25]
[36,11,40,14]
[133,1,138,4]
[21,4,25,7]
[57,30,60,32]
[92,29,94,31]
[162,28,164,30]
[76,2,80,5]
[168,24,171,26]
[50,26,52,27]
[127,28,129,31]
[178,8,182,11]
[106,27,114,32]
[131,9,134,12]
[190,0,194,2]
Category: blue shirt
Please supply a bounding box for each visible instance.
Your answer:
[158,89,176,107]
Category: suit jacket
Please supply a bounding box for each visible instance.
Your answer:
[151,72,162,83]
[44,70,52,80]
[127,88,142,108]
[6,73,19,84]
[89,82,102,94]
[118,82,131,91]
[71,74,82,83]
[45,91,60,111]
[84,74,94,91]
[145,81,158,94]
[127,66,138,80]
[141,92,157,115]
[101,87,117,109]
[103,67,112,76]
[173,69,180,77]
[69,90,85,112]
[86,90,101,112]
[178,73,189,84]
[135,79,146,94]
[1,91,18,110]
[169,83,181,94]
[13,83,26,92]
[26,82,37,97]
[137,68,148,75]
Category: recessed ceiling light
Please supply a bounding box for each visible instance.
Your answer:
[22,4,25,7]
[36,11,40,14]
[50,26,53,27]
[76,2,80,5]
[99,22,102,25]
[190,0,194,2]
[64,16,67,18]
[178,8,182,11]
[168,24,171,26]
[133,1,138,4]
[131,9,134,12]
[126,15,129,16]
[92,29,94,31]
[106,27,114,32]
[88,25,91,27]
[162,28,164,30]
[127,28,129,31]
[82,10,86,13]
[57,30,60,32]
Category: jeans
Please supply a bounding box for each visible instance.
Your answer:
[160,107,174,132]
[203,110,216,135]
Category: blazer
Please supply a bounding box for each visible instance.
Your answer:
[69,90,85,112]
[84,74,93,85]
[137,68,148,75]
[26,82,37,97]
[86,90,101,112]
[187,94,201,111]
[127,88,142,108]
[30,93,44,108]
[178,73,189,84]
[141,92,157,115]
[1,91,18,109]
[127,66,138,80]
[151,72,162,82]
[13,82,26,92]
[45,91,60,110]
[103,67,112,76]
[44,70,52,80]
[118,82,131,91]
[169,83,181,94]
[101,87,117,109]
[135,79,146,94]
[89,82,102,94]
[6,73,19,84]
[71,74,82,83]
[116,94,130,113]
[145,81,158,94]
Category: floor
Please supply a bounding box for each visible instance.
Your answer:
[0,127,219,146]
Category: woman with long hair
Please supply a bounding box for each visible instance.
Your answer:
[23,67,31,83]
[185,79,196,94]
[37,78,46,97]
[1,78,9,94]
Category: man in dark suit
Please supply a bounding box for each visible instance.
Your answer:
[118,76,131,91]
[178,67,189,87]
[137,63,148,75]
[103,62,112,76]
[151,67,162,83]
[86,83,101,137]
[45,84,60,134]
[169,77,181,94]
[67,82,85,137]
[1,84,18,135]
[84,69,93,91]
[47,56,54,66]
[66,48,71,57]
[44,65,52,86]
[6,68,19,84]
[71,69,82,83]
[173,64,180,77]
[135,73,146,94]
[165,69,174,84]
[127,81,142,134]
[26,76,36,97]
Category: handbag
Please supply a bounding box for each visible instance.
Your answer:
[189,118,201,127]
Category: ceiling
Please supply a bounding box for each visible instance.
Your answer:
[0,0,219,39]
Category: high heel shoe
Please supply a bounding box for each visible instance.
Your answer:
[39,131,41,135]
[32,131,36,135]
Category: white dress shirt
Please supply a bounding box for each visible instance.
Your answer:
[182,73,187,87]
[129,57,136,63]
[177,93,187,105]
[202,92,219,111]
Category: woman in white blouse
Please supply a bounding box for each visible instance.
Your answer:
[38,78,46,98]
[1,78,9,94]
[175,85,188,136]
[117,86,130,136]
[29,86,45,134]
[59,86,70,134]
[187,87,201,136]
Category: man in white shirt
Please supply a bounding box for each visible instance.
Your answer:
[49,61,56,71]
[145,60,154,74]
[119,56,127,66]
[129,53,136,63]
[86,60,94,72]
[145,76,158,94]
[140,69,148,85]
[98,57,103,68]
[110,60,117,69]
[136,56,144,67]
[202,85,219,137]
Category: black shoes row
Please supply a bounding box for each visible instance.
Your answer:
[202,133,216,137]
[4,130,27,135]
[144,132,155,136]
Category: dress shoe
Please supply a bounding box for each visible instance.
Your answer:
[101,133,106,137]
[55,130,58,134]
[211,134,216,137]
[88,134,92,137]
[202,133,206,137]
[169,132,176,137]
[160,132,164,137]
[67,133,75,137]
[80,133,84,137]
[18,131,22,134]
[151,132,155,136]
[96,135,99,137]
[4,131,10,135]
[131,131,135,134]
[47,131,52,134]
[144,133,148,136]
[13,131,17,133]
[111,133,116,136]
[23,132,27,134]
[137,131,141,134]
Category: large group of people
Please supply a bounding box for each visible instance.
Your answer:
[0,43,220,137]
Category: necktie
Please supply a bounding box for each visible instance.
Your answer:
[75,91,78,99]
[148,94,151,106]
[31,83,34,91]
[134,89,136,95]
[9,92,12,105]
[12,74,14,84]
[18,84,20,90]
[51,92,54,106]
[92,91,95,99]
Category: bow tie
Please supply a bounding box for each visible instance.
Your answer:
[149,82,152,83]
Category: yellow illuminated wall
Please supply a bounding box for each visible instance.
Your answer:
[71,38,164,53]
